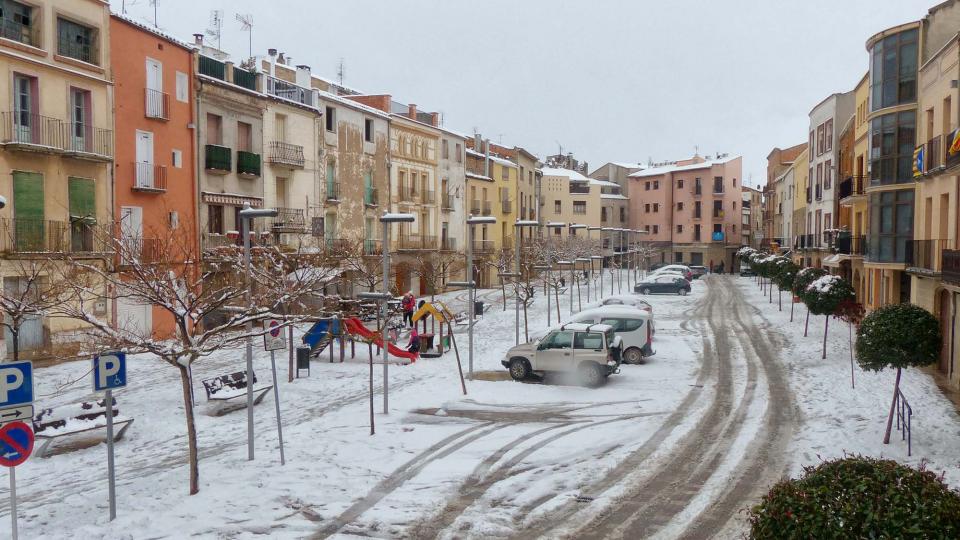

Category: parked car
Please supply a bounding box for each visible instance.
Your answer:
[649,269,689,282]
[587,294,653,314]
[689,265,708,279]
[562,307,654,363]
[502,323,622,387]
[635,275,692,295]
[649,263,668,272]
[649,264,693,281]
[740,263,756,277]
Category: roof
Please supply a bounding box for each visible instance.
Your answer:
[318,89,390,120]
[465,148,517,169]
[589,179,620,188]
[557,322,615,333]
[628,155,740,178]
[466,172,493,182]
[111,13,196,51]
[601,194,629,200]
[540,167,590,181]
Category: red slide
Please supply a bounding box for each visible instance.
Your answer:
[344,318,418,362]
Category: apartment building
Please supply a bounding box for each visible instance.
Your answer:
[741,186,763,249]
[111,15,197,339]
[911,14,960,387]
[0,0,114,355]
[589,162,638,231]
[763,144,806,248]
[837,73,871,301]
[827,105,857,279]
[437,130,467,257]
[539,166,617,252]
[804,91,855,268]
[628,154,743,269]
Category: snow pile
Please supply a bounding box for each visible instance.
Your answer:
[806,274,841,294]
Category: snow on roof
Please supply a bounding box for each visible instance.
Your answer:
[589,179,620,188]
[601,194,629,200]
[540,167,590,182]
[320,91,390,120]
[111,13,197,51]
[628,155,740,178]
[465,148,517,168]
[466,172,493,181]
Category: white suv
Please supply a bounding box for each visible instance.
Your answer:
[501,323,622,387]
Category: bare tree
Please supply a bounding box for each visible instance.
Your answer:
[340,239,383,293]
[0,258,69,362]
[486,247,516,310]
[56,225,336,495]
[413,250,464,301]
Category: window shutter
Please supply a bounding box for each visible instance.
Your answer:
[13,171,44,220]
[68,177,96,221]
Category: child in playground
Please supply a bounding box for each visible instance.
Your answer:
[406,325,420,353]
[402,292,416,327]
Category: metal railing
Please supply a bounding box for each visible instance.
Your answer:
[232,67,257,91]
[502,236,514,250]
[237,150,261,176]
[441,193,454,211]
[694,185,703,196]
[834,235,867,255]
[363,239,382,256]
[815,184,822,200]
[265,75,314,106]
[925,135,944,172]
[441,237,457,251]
[482,201,492,216]
[894,387,912,456]
[145,88,169,120]
[906,239,954,272]
[365,187,379,206]
[326,182,340,201]
[470,199,481,214]
[58,37,96,65]
[205,144,231,172]
[472,240,494,254]
[712,209,724,218]
[569,184,590,194]
[133,162,168,192]
[943,249,960,284]
[502,199,512,213]
[806,187,812,203]
[1,111,63,148]
[325,237,351,252]
[63,123,112,157]
[271,207,306,233]
[713,184,724,194]
[0,218,109,255]
[268,141,305,167]
[1,16,37,46]
[198,55,226,80]
[421,189,436,204]
[397,234,437,250]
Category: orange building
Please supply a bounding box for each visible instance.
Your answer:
[110,15,198,338]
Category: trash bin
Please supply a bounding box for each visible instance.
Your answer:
[419,333,435,351]
[474,301,484,316]
[296,346,312,377]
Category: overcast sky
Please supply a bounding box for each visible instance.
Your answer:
[113,0,937,188]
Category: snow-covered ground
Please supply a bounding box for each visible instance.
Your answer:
[3,274,959,539]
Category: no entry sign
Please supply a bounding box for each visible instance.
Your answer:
[0,421,34,467]
[263,319,286,351]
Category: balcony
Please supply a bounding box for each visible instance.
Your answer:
[441,237,457,251]
[806,187,812,203]
[268,141,305,168]
[834,235,867,256]
[470,199,481,214]
[145,88,169,120]
[132,162,168,192]
[569,184,590,195]
[815,184,822,201]
[441,193,454,212]
[198,55,226,80]
[943,250,960,284]
[325,182,341,202]
[838,176,867,201]
[265,75,314,106]
[205,144,231,173]
[1,112,64,151]
[237,150,261,177]
[363,239,382,256]
[365,187,379,207]
[397,234,438,251]
[0,218,109,256]
[502,236,514,251]
[120,237,163,265]
[694,186,703,196]
[270,208,306,233]
[232,67,258,92]
[421,190,436,204]
[1,16,39,47]
[325,237,351,253]
[712,209,724,219]
[501,199,512,213]
[923,135,945,173]
[472,240,494,254]
[906,239,955,273]
[482,201,492,216]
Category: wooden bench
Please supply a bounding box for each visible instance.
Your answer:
[33,398,134,458]
[201,371,272,416]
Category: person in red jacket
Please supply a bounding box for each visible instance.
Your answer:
[402,292,416,327]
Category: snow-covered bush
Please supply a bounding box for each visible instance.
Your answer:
[791,267,827,301]
[737,246,757,262]
[804,275,854,316]
[855,303,940,372]
[771,259,799,291]
[748,455,960,539]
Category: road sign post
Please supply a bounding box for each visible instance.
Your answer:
[93,352,127,522]
[0,421,35,540]
[263,320,286,464]
[0,361,33,540]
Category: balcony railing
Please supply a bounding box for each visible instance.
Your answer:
[133,162,168,192]
[815,184,822,200]
[441,237,457,251]
[925,135,944,172]
[569,184,590,194]
[713,185,724,194]
[834,235,867,255]
[120,237,163,265]
[145,88,169,120]
[198,55,226,80]
[906,239,955,272]
[268,141,305,168]
[694,185,703,196]
[0,218,109,255]
[806,187,812,203]
[470,199,481,214]
[482,201,492,216]
[472,240,494,254]
[397,234,437,250]
[326,182,340,201]
[64,123,113,158]
[441,193,454,211]
[1,16,38,46]
[421,190,436,204]
[501,199,512,213]
[502,236,514,251]
[712,209,724,218]
[232,67,257,91]
[943,250,960,284]
[363,239,382,256]
[205,144,231,172]
[325,237,351,252]
[1,111,63,149]
[270,207,306,233]
[265,75,314,106]
[237,150,261,177]
[365,187,379,206]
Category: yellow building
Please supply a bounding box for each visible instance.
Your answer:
[791,148,809,266]
[0,0,114,355]
[838,72,870,302]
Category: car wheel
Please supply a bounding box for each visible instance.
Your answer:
[579,362,605,388]
[641,287,651,295]
[623,347,644,364]
[508,357,531,381]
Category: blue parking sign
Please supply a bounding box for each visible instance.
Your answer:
[0,361,33,408]
[93,352,127,391]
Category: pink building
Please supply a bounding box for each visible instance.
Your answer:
[628,154,743,270]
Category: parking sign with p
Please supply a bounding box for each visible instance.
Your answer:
[0,361,33,408]
[93,352,127,391]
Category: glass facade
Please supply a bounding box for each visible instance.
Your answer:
[869,110,915,185]
[869,28,918,111]
[868,190,913,263]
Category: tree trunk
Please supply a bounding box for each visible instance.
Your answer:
[501,277,507,311]
[848,322,855,389]
[576,276,582,312]
[555,287,561,321]
[804,307,810,337]
[11,328,19,363]
[178,364,200,495]
[523,303,529,342]
[769,279,773,303]
[822,316,829,359]
[790,293,795,322]
[778,287,782,311]
[883,367,902,444]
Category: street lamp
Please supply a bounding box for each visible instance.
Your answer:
[464,215,497,377]
[576,257,591,308]
[544,222,566,325]
[514,220,540,344]
[568,224,587,314]
[557,259,575,315]
[591,255,604,298]
[588,226,602,300]
[239,203,278,462]
[379,212,415,414]
[357,291,393,435]
[602,227,620,295]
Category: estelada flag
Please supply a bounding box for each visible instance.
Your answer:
[950,129,960,155]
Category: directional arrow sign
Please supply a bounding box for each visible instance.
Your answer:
[0,406,33,428]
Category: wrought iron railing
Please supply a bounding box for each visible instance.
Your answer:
[482,201,492,216]
[63,122,112,157]
[326,182,340,201]
[58,36,96,64]
[271,207,306,233]
[441,237,457,251]
[397,234,437,250]
[894,387,912,456]
[834,235,867,255]
[441,193,453,211]
[133,162,168,192]
[265,75,313,106]
[268,141,305,167]
[365,187,379,206]
[363,239,382,256]
[421,189,436,204]
[925,135,944,172]
[470,199,481,214]
[472,240,494,253]
[0,16,37,46]
[0,111,63,148]
[0,218,109,255]
[145,88,169,120]
[569,184,590,194]
[502,199,512,213]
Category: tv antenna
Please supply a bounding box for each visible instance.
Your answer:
[236,13,253,60]
[337,58,345,86]
[206,10,223,50]
[149,0,159,27]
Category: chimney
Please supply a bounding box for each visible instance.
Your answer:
[295,65,311,87]
[473,133,481,151]
[193,33,204,46]
[430,112,440,127]
[408,103,417,120]
[484,139,491,178]
[277,52,285,64]
[268,48,277,77]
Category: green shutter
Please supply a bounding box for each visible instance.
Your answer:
[68,177,95,220]
[13,171,43,220]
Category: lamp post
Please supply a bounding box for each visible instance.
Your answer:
[576,257,591,309]
[544,222,566,324]
[379,212,415,413]
[239,203,278,462]
[462,215,497,377]
[514,220,539,344]
[357,291,393,435]
[602,227,619,294]
[568,224,586,314]
[591,255,604,299]
[587,226,601,301]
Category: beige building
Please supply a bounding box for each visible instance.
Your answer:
[0,0,114,354]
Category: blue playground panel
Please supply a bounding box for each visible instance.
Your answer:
[302,319,341,350]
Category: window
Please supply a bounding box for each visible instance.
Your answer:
[619,207,626,222]
[325,106,336,132]
[825,119,833,151]
[176,71,188,102]
[678,179,684,189]
[0,1,35,46]
[713,176,723,193]
[58,17,98,64]
[540,331,573,350]
[644,203,650,213]
[870,28,918,111]
[237,121,252,152]
[601,207,608,222]
[206,114,223,145]
[732,201,737,210]
[653,180,659,190]
[644,225,650,233]
[574,332,603,350]
[600,318,643,332]
[732,178,737,187]
[653,203,659,213]
[676,225,683,234]
[694,201,702,218]
[456,143,462,163]
[824,160,832,189]
[645,182,650,191]
[442,139,448,158]
[554,200,561,213]
[364,118,374,143]
[207,205,224,234]
[870,110,916,185]
[809,130,815,154]
[573,201,586,215]
[817,124,824,155]
[677,202,684,211]
[653,225,659,234]
[172,149,182,168]
[69,87,91,148]
[501,166,509,181]
[869,189,914,262]
[694,224,701,241]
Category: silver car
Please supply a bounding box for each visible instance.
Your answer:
[501,323,622,387]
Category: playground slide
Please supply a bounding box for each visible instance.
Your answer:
[303,320,339,356]
[344,318,418,362]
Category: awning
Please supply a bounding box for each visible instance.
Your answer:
[823,254,850,267]
[201,192,264,207]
